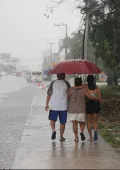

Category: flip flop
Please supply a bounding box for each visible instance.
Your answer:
[89,138,93,142]
[60,137,65,141]
[51,131,56,140]
[94,131,98,142]
[74,137,79,142]
[80,133,85,141]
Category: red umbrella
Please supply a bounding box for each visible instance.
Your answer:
[49,59,101,74]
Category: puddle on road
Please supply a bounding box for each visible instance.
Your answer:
[0,75,28,94]
[0,94,8,102]
[0,94,8,98]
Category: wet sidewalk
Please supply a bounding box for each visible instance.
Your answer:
[12,93,120,169]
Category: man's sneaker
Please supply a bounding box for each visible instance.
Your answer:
[51,131,56,140]
[94,131,98,141]
[80,133,85,141]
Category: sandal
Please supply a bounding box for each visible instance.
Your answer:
[94,131,98,142]
[60,137,65,141]
[51,131,56,140]
[74,137,79,142]
[89,138,93,142]
[80,133,85,141]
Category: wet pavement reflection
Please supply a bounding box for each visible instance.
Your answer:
[12,93,120,169]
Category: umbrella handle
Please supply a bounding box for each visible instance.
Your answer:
[74,54,75,61]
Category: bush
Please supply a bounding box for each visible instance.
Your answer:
[99,85,120,148]
[101,85,120,97]
[100,86,120,121]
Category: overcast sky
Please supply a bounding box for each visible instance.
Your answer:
[0,0,82,70]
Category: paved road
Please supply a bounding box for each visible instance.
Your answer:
[0,75,27,94]
[0,80,37,169]
[12,90,120,169]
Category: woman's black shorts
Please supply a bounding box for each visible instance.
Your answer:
[86,100,100,114]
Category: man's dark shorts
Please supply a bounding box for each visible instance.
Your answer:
[48,110,67,124]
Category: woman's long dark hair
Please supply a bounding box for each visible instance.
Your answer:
[87,75,96,90]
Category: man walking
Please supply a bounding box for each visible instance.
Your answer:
[45,73,71,141]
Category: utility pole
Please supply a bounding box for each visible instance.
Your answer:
[65,24,68,60]
[54,23,68,60]
[42,49,49,70]
[58,39,64,62]
[47,42,54,67]
[82,29,85,59]
[84,0,90,60]
[59,39,64,53]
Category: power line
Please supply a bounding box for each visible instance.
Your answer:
[48,0,68,9]
[76,15,85,33]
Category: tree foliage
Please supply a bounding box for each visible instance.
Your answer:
[53,0,120,85]
[85,0,120,85]
[60,32,95,61]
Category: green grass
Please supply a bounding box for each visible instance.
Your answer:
[98,86,120,148]
[98,122,120,148]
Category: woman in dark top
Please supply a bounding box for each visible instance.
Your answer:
[86,75,101,142]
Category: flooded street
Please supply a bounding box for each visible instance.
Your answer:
[0,76,37,169]
[0,76,120,169]
[0,75,28,104]
[0,0,120,168]
[0,75,27,94]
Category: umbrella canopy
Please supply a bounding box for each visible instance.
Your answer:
[49,59,101,74]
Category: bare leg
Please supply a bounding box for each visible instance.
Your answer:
[93,114,98,131]
[79,122,85,133]
[60,124,65,140]
[73,121,78,141]
[87,114,93,141]
[50,120,56,140]
[79,122,85,141]
[50,120,55,132]
[93,114,98,141]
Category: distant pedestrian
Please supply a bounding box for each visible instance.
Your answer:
[37,72,43,83]
[45,73,71,141]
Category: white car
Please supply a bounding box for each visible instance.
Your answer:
[31,75,37,82]
[0,72,6,76]
[12,72,16,76]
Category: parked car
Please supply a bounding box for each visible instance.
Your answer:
[16,72,22,76]
[30,71,42,83]
[12,72,16,76]
[31,74,37,83]
[0,71,7,76]
[25,73,32,82]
